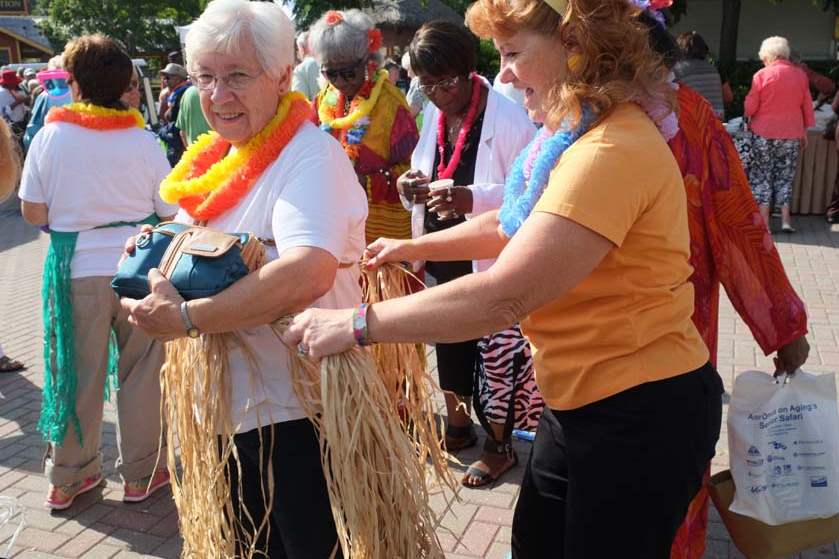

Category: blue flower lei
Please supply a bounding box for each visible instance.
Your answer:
[498,107,594,237]
[344,116,370,145]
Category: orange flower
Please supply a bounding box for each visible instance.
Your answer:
[325,10,343,26]
[368,28,382,53]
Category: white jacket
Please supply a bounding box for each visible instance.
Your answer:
[407,78,536,272]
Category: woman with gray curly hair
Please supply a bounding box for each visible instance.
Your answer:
[744,36,815,232]
[310,9,418,244]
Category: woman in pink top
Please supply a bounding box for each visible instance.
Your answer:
[744,36,815,232]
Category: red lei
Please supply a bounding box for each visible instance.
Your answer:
[436,74,482,180]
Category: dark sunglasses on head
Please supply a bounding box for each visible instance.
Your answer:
[321,59,365,82]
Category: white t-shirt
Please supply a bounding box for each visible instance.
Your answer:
[177,121,368,433]
[0,87,25,123]
[19,121,176,278]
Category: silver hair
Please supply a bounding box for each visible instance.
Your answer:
[296,30,309,51]
[758,36,790,63]
[309,9,377,65]
[185,0,295,79]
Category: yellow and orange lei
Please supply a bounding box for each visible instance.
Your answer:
[317,69,387,132]
[159,91,312,221]
[46,102,144,130]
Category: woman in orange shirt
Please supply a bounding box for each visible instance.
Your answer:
[284,0,722,556]
[0,118,26,374]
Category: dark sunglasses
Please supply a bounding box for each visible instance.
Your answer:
[321,59,365,82]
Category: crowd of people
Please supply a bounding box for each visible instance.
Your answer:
[0,0,832,557]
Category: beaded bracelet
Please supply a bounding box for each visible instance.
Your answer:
[352,303,372,346]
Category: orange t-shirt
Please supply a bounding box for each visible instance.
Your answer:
[522,103,709,410]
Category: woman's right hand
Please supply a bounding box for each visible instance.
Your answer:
[364,237,413,269]
[396,169,430,205]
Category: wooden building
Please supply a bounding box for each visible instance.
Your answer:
[0,0,52,65]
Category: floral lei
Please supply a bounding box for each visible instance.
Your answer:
[437,73,482,179]
[318,69,387,161]
[498,107,594,238]
[46,102,145,130]
[159,91,312,221]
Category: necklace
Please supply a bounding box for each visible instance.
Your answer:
[159,91,312,221]
[436,74,482,180]
[46,102,144,130]
[498,108,593,237]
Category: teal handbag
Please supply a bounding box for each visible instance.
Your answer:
[111,222,261,300]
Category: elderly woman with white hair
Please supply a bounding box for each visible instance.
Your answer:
[120,0,368,556]
[292,30,321,100]
[744,36,815,232]
[310,9,418,244]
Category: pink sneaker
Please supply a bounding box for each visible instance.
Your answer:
[45,473,104,510]
[123,469,170,503]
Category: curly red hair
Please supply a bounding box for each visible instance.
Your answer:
[466,0,675,130]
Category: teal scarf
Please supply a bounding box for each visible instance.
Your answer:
[38,214,160,446]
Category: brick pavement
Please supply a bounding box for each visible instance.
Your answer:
[1,207,838,558]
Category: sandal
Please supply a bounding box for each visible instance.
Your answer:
[445,423,478,451]
[462,438,518,488]
[0,355,25,373]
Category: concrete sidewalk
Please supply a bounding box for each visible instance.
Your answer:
[1,210,838,558]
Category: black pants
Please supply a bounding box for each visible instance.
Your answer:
[425,259,479,396]
[512,363,723,559]
[226,419,340,559]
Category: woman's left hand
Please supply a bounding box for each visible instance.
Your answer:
[427,186,473,219]
[120,268,186,342]
[281,308,357,359]
[774,335,810,375]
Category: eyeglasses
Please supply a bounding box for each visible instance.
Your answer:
[320,59,365,82]
[417,75,462,96]
[191,70,263,92]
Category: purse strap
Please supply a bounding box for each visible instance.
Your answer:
[172,221,355,270]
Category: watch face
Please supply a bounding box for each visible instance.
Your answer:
[188,328,200,339]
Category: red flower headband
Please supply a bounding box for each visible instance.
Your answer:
[324,10,343,26]
[323,11,381,53]
[368,28,382,53]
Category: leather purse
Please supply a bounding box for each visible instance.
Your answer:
[111,222,263,300]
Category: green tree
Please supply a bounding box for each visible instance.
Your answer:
[286,0,474,31]
[36,0,203,56]
[284,0,373,30]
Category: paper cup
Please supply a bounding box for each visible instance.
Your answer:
[427,179,455,219]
